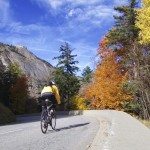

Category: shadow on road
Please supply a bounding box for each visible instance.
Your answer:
[4,115,73,126]
[51,122,90,132]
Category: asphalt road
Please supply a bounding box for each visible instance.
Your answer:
[0,115,99,150]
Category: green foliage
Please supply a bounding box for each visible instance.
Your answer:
[0,103,16,124]
[0,63,29,114]
[0,63,22,107]
[9,63,22,77]
[82,66,92,84]
[54,68,80,110]
[122,80,138,94]
[25,98,38,114]
[54,43,80,110]
[108,0,139,50]
[106,0,150,119]
[10,76,29,114]
[122,100,141,115]
[54,42,79,75]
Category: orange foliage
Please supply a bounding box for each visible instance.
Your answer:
[98,37,111,59]
[83,38,132,109]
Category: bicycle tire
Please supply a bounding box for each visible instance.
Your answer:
[41,110,48,134]
[50,109,56,130]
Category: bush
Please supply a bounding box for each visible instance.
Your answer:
[10,75,29,114]
[122,100,141,115]
[0,103,16,125]
[70,96,88,110]
[25,98,38,114]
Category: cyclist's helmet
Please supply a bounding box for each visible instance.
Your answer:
[49,80,55,86]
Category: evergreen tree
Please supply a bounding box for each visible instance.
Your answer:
[107,0,150,119]
[0,63,22,107]
[54,42,79,75]
[108,0,139,51]
[54,43,80,110]
[82,66,92,84]
[0,63,29,114]
[10,75,28,114]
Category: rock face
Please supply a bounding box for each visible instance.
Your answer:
[0,43,55,97]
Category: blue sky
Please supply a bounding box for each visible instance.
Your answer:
[0,0,129,74]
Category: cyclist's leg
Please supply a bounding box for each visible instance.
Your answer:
[51,94,57,110]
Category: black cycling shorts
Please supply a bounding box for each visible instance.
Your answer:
[41,92,56,108]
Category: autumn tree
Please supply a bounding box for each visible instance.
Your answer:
[136,0,150,44]
[83,38,132,109]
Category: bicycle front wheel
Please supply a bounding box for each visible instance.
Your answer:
[50,110,56,130]
[41,110,48,134]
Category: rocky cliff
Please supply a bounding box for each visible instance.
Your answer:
[0,43,55,97]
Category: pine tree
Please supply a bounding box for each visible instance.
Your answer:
[54,42,79,75]
[82,66,92,84]
[0,63,29,114]
[0,63,22,107]
[108,0,139,50]
[54,43,80,110]
[107,0,150,119]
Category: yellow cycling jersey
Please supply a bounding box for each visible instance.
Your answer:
[41,85,61,104]
[41,86,53,94]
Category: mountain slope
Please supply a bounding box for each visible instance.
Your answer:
[0,43,55,97]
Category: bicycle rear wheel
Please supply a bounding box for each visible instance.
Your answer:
[41,110,48,134]
[50,109,56,130]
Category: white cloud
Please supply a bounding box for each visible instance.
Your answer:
[113,0,129,6]
[0,0,130,73]
[67,0,100,6]
[44,0,64,9]
[70,40,98,69]
[68,8,83,17]
[31,0,65,9]
[32,0,129,10]
[32,0,125,27]
[33,0,129,9]
[0,0,12,25]
[69,6,116,21]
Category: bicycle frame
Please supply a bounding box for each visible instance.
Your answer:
[40,98,56,133]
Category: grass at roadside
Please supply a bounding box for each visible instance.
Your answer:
[129,113,150,129]
[138,119,150,129]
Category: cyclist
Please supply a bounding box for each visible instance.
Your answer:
[41,81,61,109]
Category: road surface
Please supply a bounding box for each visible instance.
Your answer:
[0,115,99,150]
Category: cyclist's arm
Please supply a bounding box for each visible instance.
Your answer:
[53,86,61,104]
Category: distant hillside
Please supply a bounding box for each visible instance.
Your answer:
[0,43,55,97]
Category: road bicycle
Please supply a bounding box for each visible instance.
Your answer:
[40,99,56,134]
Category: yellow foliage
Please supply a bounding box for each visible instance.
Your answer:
[71,96,88,110]
[143,0,150,6]
[136,0,150,44]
